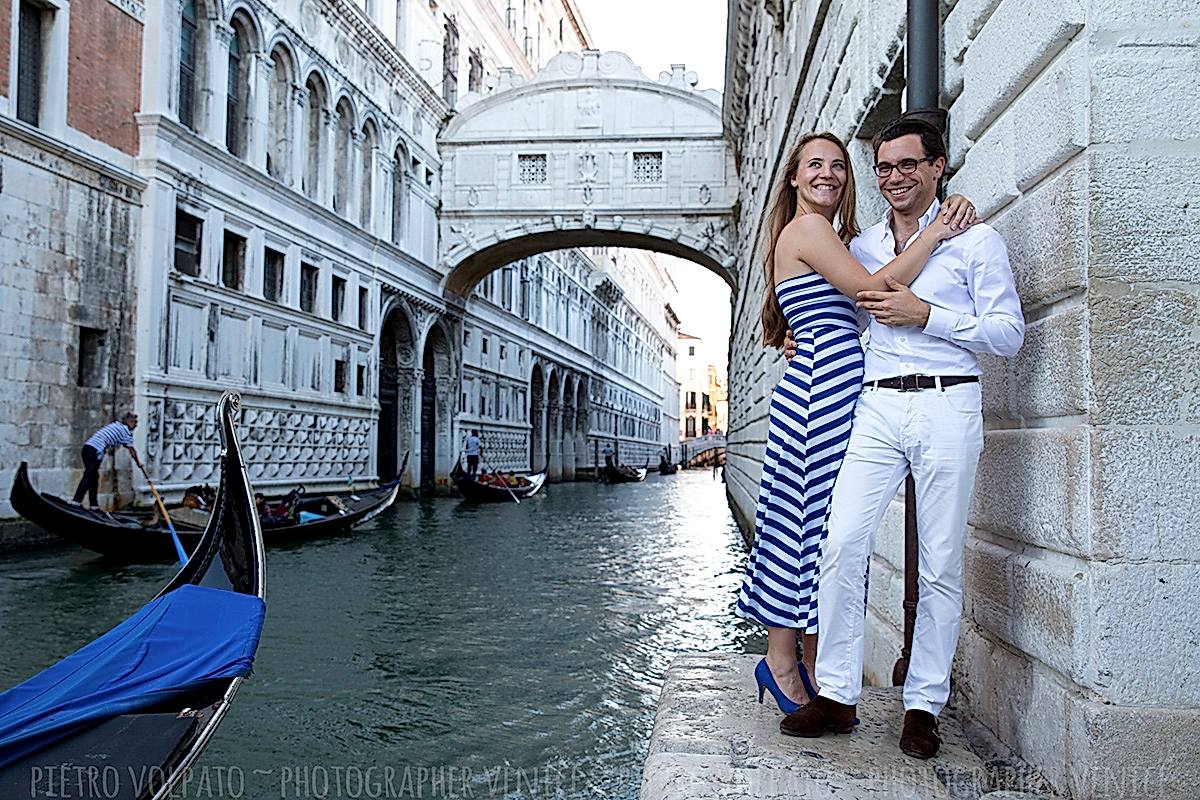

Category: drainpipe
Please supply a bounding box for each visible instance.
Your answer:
[893,0,943,689]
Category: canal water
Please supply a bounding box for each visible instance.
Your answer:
[0,470,763,799]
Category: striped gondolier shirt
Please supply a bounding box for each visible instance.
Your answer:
[84,422,135,457]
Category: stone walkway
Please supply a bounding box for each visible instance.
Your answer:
[641,654,1028,800]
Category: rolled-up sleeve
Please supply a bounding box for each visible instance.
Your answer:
[922,229,1024,356]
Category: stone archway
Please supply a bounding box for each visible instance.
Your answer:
[547,369,562,481]
[437,50,737,299]
[377,304,417,485]
[419,322,454,493]
[575,378,590,475]
[528,364,546,472]
[561,375,576,481]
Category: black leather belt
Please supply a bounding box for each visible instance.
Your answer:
[871,375,979,392]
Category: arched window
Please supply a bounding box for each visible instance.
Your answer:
[360,121,377,229]
[178,0,200,130]
[267,48,293,181]
[333,100,353,216]
[225,20,251,157]
[303,75,325,199]
[391,144,407,244]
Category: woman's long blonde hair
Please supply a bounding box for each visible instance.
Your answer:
[760,132,861,348]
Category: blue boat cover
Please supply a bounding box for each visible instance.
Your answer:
[0,584,265,768]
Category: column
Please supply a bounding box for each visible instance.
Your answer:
[348,129,363,223]
[379,156,396,245]
[321,108,337,210]
[208,22,233,147]
[409,366,424,490]
[548,402,563,481]
[250,54,271,172]
[289,82,307,189]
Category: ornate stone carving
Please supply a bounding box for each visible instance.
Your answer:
[299,0,320,36]
[699,184,712,205]
[467,187,480,207]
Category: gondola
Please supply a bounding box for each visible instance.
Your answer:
[602,464,648,483]
[450,463,547,502]
[658,458,678,476]
[11,463,399,562]
[0,392,265,800]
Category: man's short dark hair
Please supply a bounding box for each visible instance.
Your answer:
[872,116,947,162]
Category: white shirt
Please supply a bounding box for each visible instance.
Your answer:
[849,199,1025,382]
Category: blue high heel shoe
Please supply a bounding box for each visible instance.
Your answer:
[754,658,814,714]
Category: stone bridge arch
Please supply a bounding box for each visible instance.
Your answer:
[438,50,738,297]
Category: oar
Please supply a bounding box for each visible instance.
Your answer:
[481,454,521,505]
[137,462,188,565]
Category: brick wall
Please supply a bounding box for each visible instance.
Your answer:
[67,0,143,155]
[723,0,1200,797]
[0,125,142,514]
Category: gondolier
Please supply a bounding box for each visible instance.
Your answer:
[463,430,483,477]
[72,413,142,508]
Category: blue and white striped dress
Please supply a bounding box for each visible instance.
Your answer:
[737,273,864,632]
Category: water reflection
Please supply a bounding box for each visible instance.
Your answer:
[0,471,764,798]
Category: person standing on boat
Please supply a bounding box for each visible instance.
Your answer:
[463,429,483,477]
[72,413,142,508]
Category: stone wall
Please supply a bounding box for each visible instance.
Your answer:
[722,1,1200,797]
[0,121,142,513]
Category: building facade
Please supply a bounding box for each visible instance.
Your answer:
[722,1,1199,798]
[0,0,145,512]
[677,332,726,439]
[1,0,684,513]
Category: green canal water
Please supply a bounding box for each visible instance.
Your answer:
[0,470,762,799]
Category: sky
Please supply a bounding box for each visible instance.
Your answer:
[575,0,732,359]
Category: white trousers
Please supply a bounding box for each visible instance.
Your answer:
[815,380,983,715]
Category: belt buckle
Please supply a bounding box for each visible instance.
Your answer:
[898,374,920,392]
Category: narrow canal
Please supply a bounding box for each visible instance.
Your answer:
[0,470,761,798]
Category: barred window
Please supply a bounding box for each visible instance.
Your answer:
[173,209,203,277]
[632,151,663,183]
[178,0,198,130]
[16,0,45,127]
[518,154,547,184]
[263,248,285,302]
[300,264,319,313]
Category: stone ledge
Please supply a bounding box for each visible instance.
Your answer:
[642,654,1004,800]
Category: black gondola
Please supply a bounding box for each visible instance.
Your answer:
[0,392,265,800]
[658,458,678,475]
[602,464,648,483]
[11,465,399,563]
[450,463,547,502]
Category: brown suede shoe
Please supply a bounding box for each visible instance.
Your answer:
[779,696,857,737]
[899,709,941,759]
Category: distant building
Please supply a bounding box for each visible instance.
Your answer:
[677,332,724,439]
[0,0,687,515]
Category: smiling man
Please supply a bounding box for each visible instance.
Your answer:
[777,116,1025,758]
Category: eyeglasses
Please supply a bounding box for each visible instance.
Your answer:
[872,156,937,178]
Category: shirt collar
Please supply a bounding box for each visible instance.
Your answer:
[879,197,942,245]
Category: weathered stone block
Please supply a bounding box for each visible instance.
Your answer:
[971,428,1091,557]
[1008,553,1091,685]
[1091,37,1200,146]
[1090,427,1200,562]
[1088,0,1200,30]
[1089,150,1200,286]
[1088,283,1199,425]
[947,116,1019,219]
[1009,38,1087,191]
[1011,304,1089,419]
[867,552,905,633]
[1088,562,1200,706]
[959,0,1085,140]
[990,161,1088,309]
[964,537,1014,629]
[1067,694,1200,800]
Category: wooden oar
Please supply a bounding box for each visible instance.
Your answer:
[481,454,521,505]
[137,461,188,564]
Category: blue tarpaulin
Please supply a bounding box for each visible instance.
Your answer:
[0,583,265,768]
